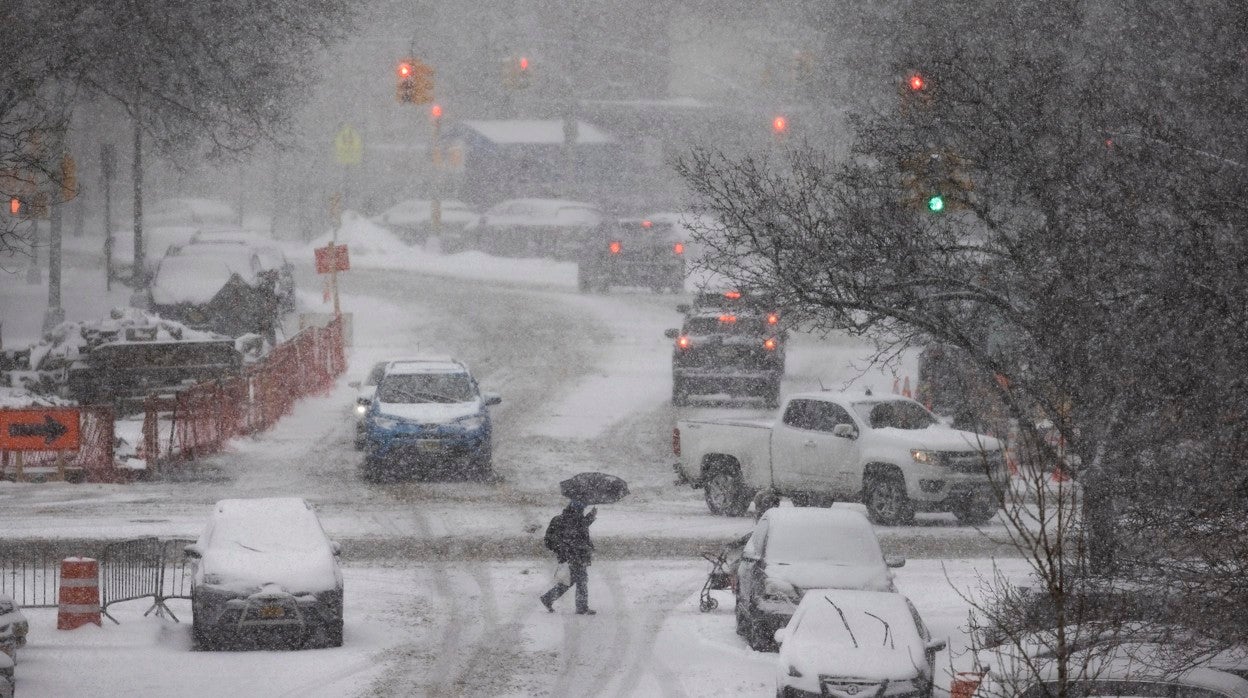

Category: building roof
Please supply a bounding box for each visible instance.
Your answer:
[458,119,614,145]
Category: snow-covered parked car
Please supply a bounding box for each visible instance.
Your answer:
[182,233,297,313]
[736,508,904,652]
[185,498,344,650]
[0,654,12,698]
[373,199,480,250]
[774,588,946,698]
[464,198,601,259]
[0,595,28,653]
[148,245,280,340]
[361,357,501,481]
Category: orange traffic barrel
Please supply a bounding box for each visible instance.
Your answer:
[57,557,102,630]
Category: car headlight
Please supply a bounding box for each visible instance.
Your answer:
[762,579,800,604]
[371,416,402,430]
[912,449,943,465]
[354,403,368,416]
[454,414,485,431]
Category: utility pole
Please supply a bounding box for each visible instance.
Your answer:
[131,107,145,297]
[100,144,115,290]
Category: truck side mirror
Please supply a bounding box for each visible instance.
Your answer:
[664,328,680,339]
[833,424,857,439]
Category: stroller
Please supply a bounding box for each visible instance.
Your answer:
[698,548,734,612]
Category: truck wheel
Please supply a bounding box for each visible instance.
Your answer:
[704,470,750,516]
[953,502,997,526]
[865,474,915,525]
[672,378,690,407]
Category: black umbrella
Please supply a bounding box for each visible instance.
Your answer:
[559,472,629,505]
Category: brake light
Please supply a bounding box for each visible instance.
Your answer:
[719,314,736,324]
[677,335,691,349]
[673,242,685,255]
[642,219,653,228]
[724,291,742,300]
[764,338,778,351]
[672,427,681,456]
[609,241,622,254]
[767,312,779,325]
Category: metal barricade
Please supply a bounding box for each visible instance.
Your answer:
[0,546,62,608]
[100,538,165,624]
[153,538,195,621]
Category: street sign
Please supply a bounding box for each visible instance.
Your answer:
[0,408,81,451]
[333,125,363,166]
[315,243,350,274]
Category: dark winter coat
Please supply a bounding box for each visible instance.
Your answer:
[544,504,596,564]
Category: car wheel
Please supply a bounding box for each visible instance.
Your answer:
[326,618,344,648]
[953,501,997,526]
[468,446,493,481]
[704,470,750,517]
[865,474,915,525]
[672,377,689,407]
[746,612,775,652]
[361,456,390,483]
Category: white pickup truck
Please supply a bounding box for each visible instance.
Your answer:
[673,390,1007,525]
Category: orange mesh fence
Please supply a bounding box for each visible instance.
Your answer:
[140,317,346,470]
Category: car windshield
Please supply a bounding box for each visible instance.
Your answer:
[364,362,388,386]
[853,400,938,430]
[684,316,771,336]
[210,510,326,554]
[378,372,476,403]
[766,524,885,565]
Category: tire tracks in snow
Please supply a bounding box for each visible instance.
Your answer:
[550,560,633,698]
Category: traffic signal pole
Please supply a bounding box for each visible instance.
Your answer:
[430,106,442,242]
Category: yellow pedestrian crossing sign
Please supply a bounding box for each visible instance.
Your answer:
[334,124,363,166]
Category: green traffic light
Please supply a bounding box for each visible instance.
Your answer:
[927,195,945,212]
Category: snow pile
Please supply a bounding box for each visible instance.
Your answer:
[26,307,226,370]
[309,213,578,289]
[0,386,74,408]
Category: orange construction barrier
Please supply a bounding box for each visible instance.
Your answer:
[57,557,102,629]
[951,672,986,698]
[892,377,901,394]
[902,376,912,398]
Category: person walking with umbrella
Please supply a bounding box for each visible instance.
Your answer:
[540,472,628,615]
[540,500,598,615]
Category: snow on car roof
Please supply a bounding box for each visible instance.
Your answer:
[762,508,886,565]
[209,498,325,551]
[386,357,463,375]
[149,254,258,306]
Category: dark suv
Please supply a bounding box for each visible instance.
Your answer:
[577,218,686,293]
[665,298,786,407]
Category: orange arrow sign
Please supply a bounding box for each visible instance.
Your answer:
[0,408,81,451]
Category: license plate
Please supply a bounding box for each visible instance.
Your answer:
[416,439,442,453]
[258,605,286,619]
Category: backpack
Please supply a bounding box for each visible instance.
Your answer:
[543,514,564,552]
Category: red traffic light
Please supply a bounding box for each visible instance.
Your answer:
[673,242,685,255]
[908,74,926,91]
[609,241,622,255]
[772,116,788,133]
[641,219,652,228]
[519,56,529,71]
[430,103,443,119]
[398,62,413,78]
[8,198,20,215]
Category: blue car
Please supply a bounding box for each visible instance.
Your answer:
[362,357,501,480]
